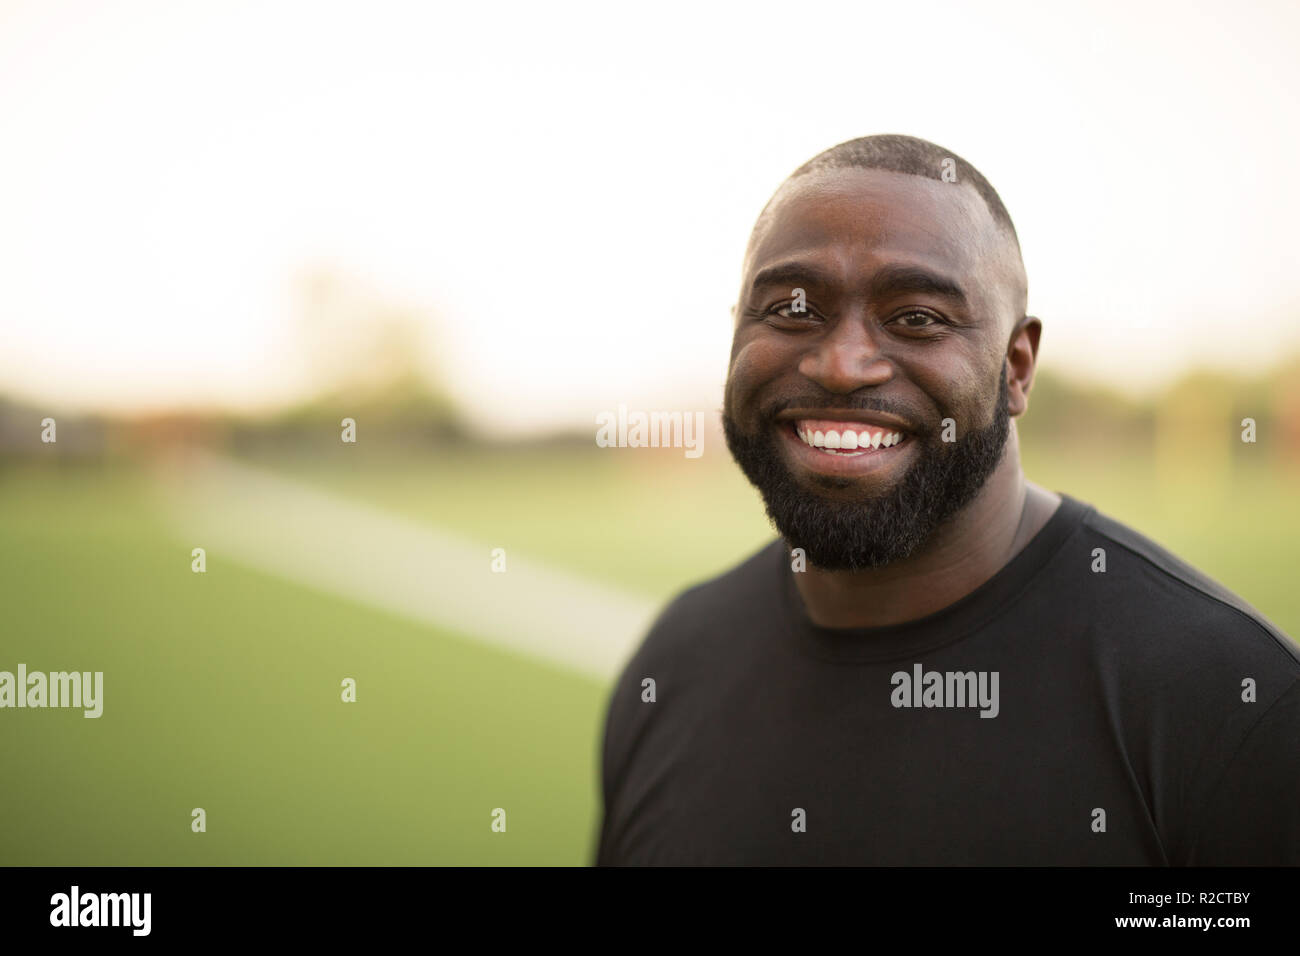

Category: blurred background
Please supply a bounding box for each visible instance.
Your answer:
[2,0,1299,865]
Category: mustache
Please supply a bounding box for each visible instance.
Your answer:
[756,394,932,437]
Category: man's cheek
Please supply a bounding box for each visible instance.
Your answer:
[728,341,783,399]
[724,361,761,419]
[730,335,787,373]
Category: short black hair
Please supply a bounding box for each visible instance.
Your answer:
[757,133,1021,252]
[747,133,1027,318]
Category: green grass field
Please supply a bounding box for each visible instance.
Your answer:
[2,443,1296,865]
[0,463,610,864]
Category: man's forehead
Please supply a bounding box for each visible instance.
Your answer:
[744,167,1007,288]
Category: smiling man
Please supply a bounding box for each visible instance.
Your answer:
[594,134,1300,866]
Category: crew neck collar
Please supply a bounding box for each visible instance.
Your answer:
[778,492,1092,664]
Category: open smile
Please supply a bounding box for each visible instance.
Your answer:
[778,417,917,478]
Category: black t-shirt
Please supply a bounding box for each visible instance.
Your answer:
[595,492,1300,865]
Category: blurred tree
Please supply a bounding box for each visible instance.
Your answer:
[1154,370,1235,502]
[269,266,464,440]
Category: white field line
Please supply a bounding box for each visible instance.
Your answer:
[151,450,658,681]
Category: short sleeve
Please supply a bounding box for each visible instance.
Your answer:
[1185,677,1300,865]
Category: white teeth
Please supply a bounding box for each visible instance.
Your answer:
[793,423,907,451]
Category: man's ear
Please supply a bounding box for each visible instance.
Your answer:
[1006,315,1042,417]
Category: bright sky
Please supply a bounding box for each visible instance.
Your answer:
[2,0,1298,434]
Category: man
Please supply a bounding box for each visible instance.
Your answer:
[595,134,1300,866]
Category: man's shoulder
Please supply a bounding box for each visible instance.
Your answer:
[1067,498,1300,863]
[622,536,787,668]
[597,536,787,813]
[1069,495,1300,671]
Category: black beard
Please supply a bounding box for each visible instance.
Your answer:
[723,367,1011,571]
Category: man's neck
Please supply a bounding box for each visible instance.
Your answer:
[790,432,1061,629]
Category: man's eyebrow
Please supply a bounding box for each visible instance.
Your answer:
[748,262,838,296]
[748,261,969,304]
[868,264,969,304]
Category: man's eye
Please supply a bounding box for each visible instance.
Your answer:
[894,310,942,329]
[766,303,819,321]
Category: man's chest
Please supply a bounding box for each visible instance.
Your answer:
[603,666,1169,865]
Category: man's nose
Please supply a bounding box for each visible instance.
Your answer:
[798,312,893,393]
